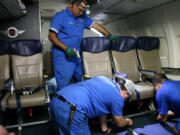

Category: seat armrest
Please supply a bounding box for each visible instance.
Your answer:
[4,78,15,95]
[140,70,157,76]
[162,67,180,75]
[114,72,128,79]
[139,70,157,82]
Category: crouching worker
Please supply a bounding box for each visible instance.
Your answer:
[50,76,135,135]
[153,73,180,135]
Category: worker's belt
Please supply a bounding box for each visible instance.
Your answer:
[55,94,77,128]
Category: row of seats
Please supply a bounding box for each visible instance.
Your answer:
[81,36,161,78]
[81,36,160,101]
[45,36,160,101]
[0,40,49,128]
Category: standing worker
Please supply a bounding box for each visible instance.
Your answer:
[153,73,180,135]
[48,0,119,91]
[50,76,135,135]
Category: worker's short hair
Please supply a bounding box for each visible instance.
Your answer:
[115,77,126,90]
[152,73,168,85]
[115,77,135,98]
[71,0,87,5]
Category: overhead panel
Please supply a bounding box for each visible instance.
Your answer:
[104,0,173,14]
[89,0,174,23]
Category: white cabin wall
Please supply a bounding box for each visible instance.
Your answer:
[40,0,67,11]
[40,0,68,58]
[41,19,52,52]
[104,0,180,69]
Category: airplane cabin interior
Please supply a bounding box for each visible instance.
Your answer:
[0,0,180,135]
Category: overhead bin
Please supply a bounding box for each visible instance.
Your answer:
[0,0,27,21]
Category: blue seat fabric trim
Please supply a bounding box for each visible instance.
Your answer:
[10,40,42,56]
[81,37,111,53]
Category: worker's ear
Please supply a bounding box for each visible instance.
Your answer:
[68,3,73,8]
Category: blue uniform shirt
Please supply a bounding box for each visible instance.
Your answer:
[156,80,180,115]
[50,7,94,52]
[58,76,124,118]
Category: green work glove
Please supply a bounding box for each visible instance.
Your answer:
[108,34,120,43]
[65,47,75,57]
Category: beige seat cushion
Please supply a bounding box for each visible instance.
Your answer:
[111,49,155,100]
[0,55,10,111]
[0,55,9,90]
[8,89,46,109]
[82,51,112,79]
[12,54,43,89]
[8,53,46,109]
[112,50,139,82]
[0,93,10,111]
[132,82,155,100]
[137,49,162,73]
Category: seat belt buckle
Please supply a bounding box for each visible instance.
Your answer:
[22,91,33,95]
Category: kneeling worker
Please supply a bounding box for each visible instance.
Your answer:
[153,73,180,135]
[50,76,135,135]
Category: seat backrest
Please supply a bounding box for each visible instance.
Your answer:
[81,37,112,78]
[137,37,162,73]
[0,40,10,90]
[110,37,139,82]
[10,40,43,89]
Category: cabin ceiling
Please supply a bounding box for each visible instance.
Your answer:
[0,0,175,22]
[88,0,175,23]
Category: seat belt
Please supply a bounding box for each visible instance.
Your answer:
[16,94,23,121]
[14,86,44,127]
[16,86,44,95]
[0,90,7,124]
[16,93,23,131]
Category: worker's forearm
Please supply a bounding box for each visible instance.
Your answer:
[48,31,67,51]
[100,115,108,131]
[92,22,110,36]
[114,116,131,127]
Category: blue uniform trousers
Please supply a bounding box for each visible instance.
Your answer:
[52,47,83,91]
[50,97,90,135]
[177,122,180,132]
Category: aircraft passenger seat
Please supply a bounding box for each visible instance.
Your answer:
[7,40,50,128]
[81,37,112,78]
[0,40,10,113]
[136,37,162,74]
[137,36,180,80]
[110,37,154,100]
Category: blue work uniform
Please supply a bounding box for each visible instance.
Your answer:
[156,80,180,132]
[50,76,124,135]
[49,7,94,91]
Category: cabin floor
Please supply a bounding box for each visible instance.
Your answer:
[7,112,178,135]
[4,99,179,135]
